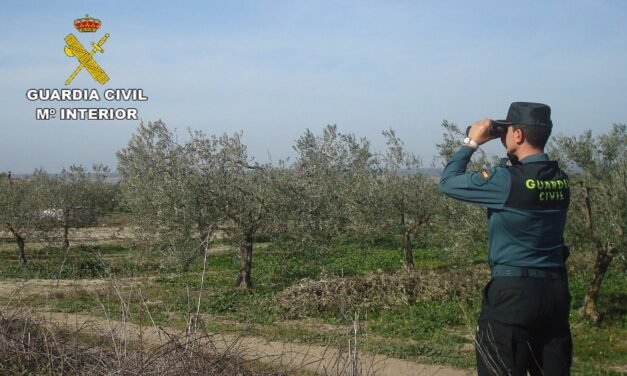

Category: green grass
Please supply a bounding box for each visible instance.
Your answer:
[368,300,477,339]
[0,243,165,280]
[0,240,625,373]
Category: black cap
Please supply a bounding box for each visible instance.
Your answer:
[494,102,553,128]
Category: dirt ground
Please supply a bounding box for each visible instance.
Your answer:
[0,226,230,244]
[0,226,131,242]
[0,278,475,376]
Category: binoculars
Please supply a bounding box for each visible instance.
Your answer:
[466,122,509,138]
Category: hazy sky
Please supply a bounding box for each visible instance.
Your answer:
[1,0,626,173]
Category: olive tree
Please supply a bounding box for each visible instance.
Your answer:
[186,131,274,289]
[118,121,274,288]
[277,125,373,247]
[50,164,115,253]
[548,124,626,323]
[117,121,214,270]
[0,170,51,263]
[367,129,440,271]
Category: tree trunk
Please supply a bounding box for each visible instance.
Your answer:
[16,233,26,264]
[63,222,70,251]
[580,247,617,324]
[7,224,26,264]
[59,222,71,275]
[400,212,415,272]
[236,233,254,289]
[404,230,415,272]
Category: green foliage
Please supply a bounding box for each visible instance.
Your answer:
[549,124,626,254]
[274,124,374,246]
[0,245,140,279]
[367,301,470,337]
[549,124,626,322]
[117,120,210,269]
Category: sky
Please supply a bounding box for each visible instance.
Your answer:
[1,0,626,173]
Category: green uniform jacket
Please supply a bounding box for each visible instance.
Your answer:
[439,146,569,269]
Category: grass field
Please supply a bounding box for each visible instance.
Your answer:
[0,238,625,375]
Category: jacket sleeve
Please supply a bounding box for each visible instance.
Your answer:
[439,146,510,209]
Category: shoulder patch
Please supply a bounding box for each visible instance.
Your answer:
[469,168,496,186]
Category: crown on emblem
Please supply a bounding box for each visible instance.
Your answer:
[74,14,101,32]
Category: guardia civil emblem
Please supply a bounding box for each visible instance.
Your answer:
[64,15,109,85]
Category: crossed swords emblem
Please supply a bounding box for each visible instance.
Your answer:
[64,33,110,85]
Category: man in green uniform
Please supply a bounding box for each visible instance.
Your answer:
[439,102,572,375]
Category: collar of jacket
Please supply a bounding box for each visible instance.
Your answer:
[518,153,549,164]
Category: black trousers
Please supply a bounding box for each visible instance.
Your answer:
[476,276,572,375]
